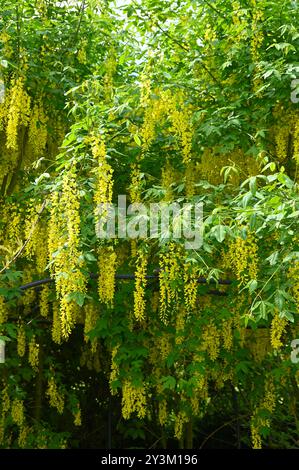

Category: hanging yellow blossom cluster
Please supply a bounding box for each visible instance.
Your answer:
[168,93,193,165]
[73,405,82,426]
[48,165,87,339]
[250,0,264,94]
[98,246,116,305]
[139,86,193,164]
[103,49,117,102]
[161,159,178,201]
[11,399,25,427]
[92,134,113,222]
[48,191,65,274]
[174,411,189,440]
[250,0,264,61]
[230,1,248,42]
[0,295,7,324]
[121,380,146,420]
[201,321,221,360]
[134,251,147,321]
[6,77,31,150]
[158,400,168,426]
[270,311,287,350]
[27,101,48,161]
[84,301,99,346]
[0,31,13,59]
[293,118,299,167]
[221,318,234,352]
[140,93,166,152]
[18,425,31,448]
[17,322,26,358]
[159,243,182,323]
[39,285,50,318]
[77,39,88,65]
[184,161,198,197]
[224,231,258,285]
[46,376,64,414]
[184,263,198,311]
[287,260,299,312]
[129,163,143,203]
[175,307,187,344]
[0,386,10,444]
[251,378,276,448]
[109,345,119,395]
[250,420,262,449]
[28,335,39,372]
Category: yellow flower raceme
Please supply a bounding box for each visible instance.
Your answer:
[39,285,50,317]
[251,422,262,449]
[73,405,82,426]
[28,335,39,371]
[27,101,48,161]
[109,345,119,395]
[134,252,147,321]
[6,77,31,150]
[47,377,64,414]
[11,399,25,427]
[98,246,116,306]
[270,312,287,350]
[17,322,26,357]
[18,425,30,448]
[0,296,7,324]
[121,381,146,420]
[222,318,233,351]
[174,411,189,440]
[159,243,181,323]
[158,400,167,426]
[48,166,87,338]
[103,50,116,102]
[202,321,221,360]
[288,260,299,312]
[92,135,114,224]
[129,163,143,203]
[184,264,198,311]
[225,232,258,285]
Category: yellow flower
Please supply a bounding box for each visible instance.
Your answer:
[17,322,26,357]
[28,335,39,371]
[47,376,64,414]
[6,77,31,150]
[134,251,147,321]
[98,246,116,305]
[174,411,189,440]
[226,231,258,285]
[202,321,221,360]
[0,296,7,325]
[270,312,287,350]
[121,380,146,420]
[73,405,82,426]
[11,399,25,427]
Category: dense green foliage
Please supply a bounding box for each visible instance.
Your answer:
[0,0,298,449]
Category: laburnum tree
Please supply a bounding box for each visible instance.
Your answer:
[0,0,298,449]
